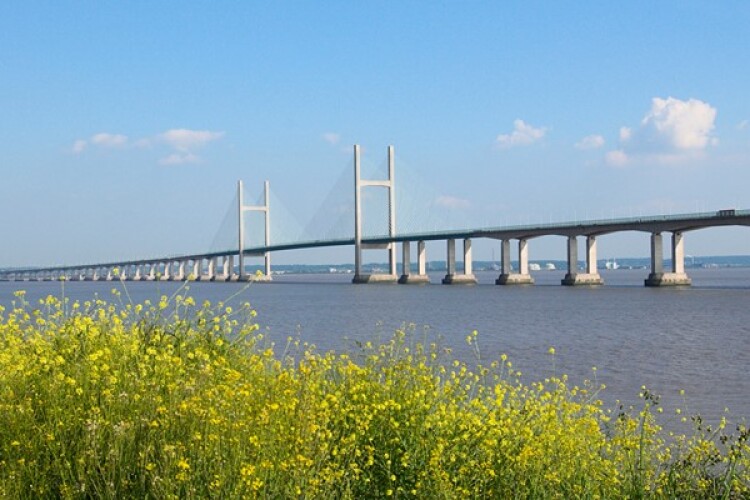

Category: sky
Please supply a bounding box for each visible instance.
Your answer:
[1,1,749,267]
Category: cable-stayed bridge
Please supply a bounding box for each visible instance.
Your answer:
[3,145,750,287]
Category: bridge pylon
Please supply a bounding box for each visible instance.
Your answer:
[238,179,271,281]
[352,145,398,284]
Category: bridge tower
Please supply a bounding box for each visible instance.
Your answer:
[238,179,271,281]
[353,144,398,283]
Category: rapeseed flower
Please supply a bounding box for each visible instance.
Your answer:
[0,293,747,498]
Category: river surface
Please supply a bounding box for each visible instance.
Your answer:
[2,267,749,430]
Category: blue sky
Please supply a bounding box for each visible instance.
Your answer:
[1,2,749,267]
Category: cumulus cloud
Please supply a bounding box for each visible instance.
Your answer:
[322,132,340,145]
[91,133,128,147]
[575,134,605,150]
[158,129,224,152]
[71,132,128,153]
[435,195,471,210]
[605,97,717,166]
[495,119,547,149]
[71,128,224,165]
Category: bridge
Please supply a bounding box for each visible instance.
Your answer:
[2,145,749,287]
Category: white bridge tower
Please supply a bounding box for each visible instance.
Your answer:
[238,179,271,280]
[353,145,398,283]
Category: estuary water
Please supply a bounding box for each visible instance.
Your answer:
[2,267,749,430]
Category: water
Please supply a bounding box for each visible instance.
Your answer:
[2,267,749,430]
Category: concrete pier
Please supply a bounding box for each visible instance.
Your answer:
[443,238,477,284]
[496,239,534,285]
[561,235,603,286]
[353,273,399,284]
[222,256,233,281]
[398,240,430,284]
[645,232,691,286]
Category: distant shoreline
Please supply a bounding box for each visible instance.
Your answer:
[4,255,750,275]
[248,255,750,275]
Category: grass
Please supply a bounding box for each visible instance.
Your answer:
[0,288,747,498]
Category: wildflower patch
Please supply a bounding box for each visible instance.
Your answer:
[0,293,747,498]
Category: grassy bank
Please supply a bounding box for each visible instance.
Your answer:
[0,290,747,498]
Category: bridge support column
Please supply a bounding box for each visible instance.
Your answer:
[418,241,427,276]
[180,261,189,281]
[167,261,177,281]
[220,256,232,281]
[443,238,477,284]
[238,179,272,282]
[227,256,239,281]
[496,239,535,285]
[562,235,603,285]
[645,231,692,286]
[194,260,204,281]
[399,241,430,284]
[352,144,398,284]
[207,258,217,281]
[264,253,272,280]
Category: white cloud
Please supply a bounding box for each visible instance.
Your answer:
[159,152,200,166]
[159,129,224,151]
[322,132,340,145]
[435,195,471,210]
[71,139,88,154]
[575,134,605,150]
[91,133,128,148]
[605,97,717,166]
[605,150,628,167]
[739,120,749,131]
[644,97,716,149]
[71,132,128,153]
[157,129,224,165]
[495,119,547,149]
[71,128,224,165]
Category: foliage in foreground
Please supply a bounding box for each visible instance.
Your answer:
[0,290,748,499]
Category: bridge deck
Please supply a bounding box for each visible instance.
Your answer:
[4,209,750,274]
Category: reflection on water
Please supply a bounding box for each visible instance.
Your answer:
[2,267,749,428]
